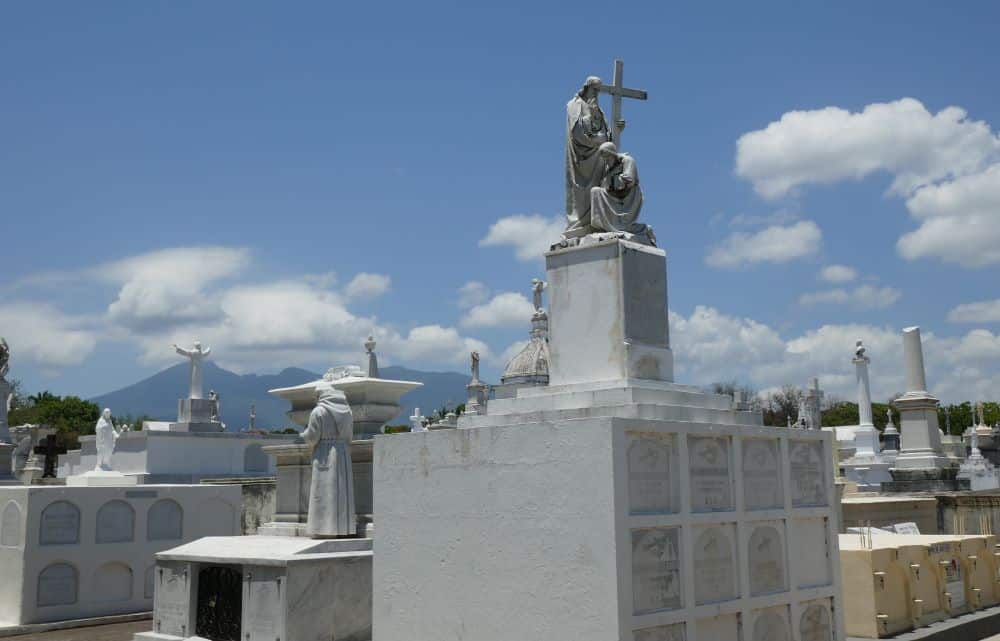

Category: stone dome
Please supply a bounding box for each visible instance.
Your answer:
[501,312,549,385]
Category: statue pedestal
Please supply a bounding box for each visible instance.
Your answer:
[0,442,18,484]
[67,469,139,486]
[546,237,673,386]
[169,399,223,433]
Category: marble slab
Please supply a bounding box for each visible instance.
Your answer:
[748,522,787,596]
[799,601,834,641]
[631,527,682,614]
[147,499,182,541]
[693,523,738,605]
[627,432,678,514]
[1,500,21,547]
[96,500,135,543]
[243,566,285,641]
[790,440,827,507]
[743,438,783,510]
[792,518,831,589]
[153,562,190,637]
[37,563,77,607]
[39,500,80,545]
[688,436,733,512]
[751,606,790,641]
[697,614,739,641]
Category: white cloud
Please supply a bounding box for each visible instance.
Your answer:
[100,246,250,333]
[479,214,565,262]
[705,220,821,268]
[818,264,857,283]
[388,325,491,367]
[948,299,1000,323]
[457,281,490,309]
[799,285,901,309]
[898,163,1000,266]
[728,210,799,228]
[0,302,98,369]
[735,98,1000,199]
[344,272,391,301]
[461,292,534,329]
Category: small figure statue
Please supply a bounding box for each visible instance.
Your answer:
[470,351,481,384]
[209,390,220,422]
[302,384,357,538]
[0,337,11,443]
[94,408,122,472]
[173,341,211,400]
[531,279,547,313]
[854,339,866,360]
[364,335,379,378]
[249,404,256,431]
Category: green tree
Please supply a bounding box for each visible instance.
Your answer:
[9,391,100,450]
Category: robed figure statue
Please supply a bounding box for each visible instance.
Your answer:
[564,76,611,237]
[94,408,122,471]
[302,384,357,537]
[589,142,652,240]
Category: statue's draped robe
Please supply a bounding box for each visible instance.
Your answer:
[303,391,356,537]
[95,417,117,471]
[565,95,611,235]
[590,154,648,235]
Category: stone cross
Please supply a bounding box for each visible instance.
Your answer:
[598,59,647,151]
[33,434,66,479]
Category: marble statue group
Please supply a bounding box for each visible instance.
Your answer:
[562,67,654,246]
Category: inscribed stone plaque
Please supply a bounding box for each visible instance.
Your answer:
[244,566,284,641]
[689,436,733,512]
[93,562,132,602]
[792,518,830,588]
[752,610,789,641]
[749,524,786,596]
[697,614,740,641]
[894,522,920,534]
[800,603,833,641]
[37,563,77,606]
[39,501,80,545]
[694,525,738,605]
[155,562,190,636]
[743,439,782,510]
[634,622,686,641]
[627,432,677,514]
[96,500,135,543]
[148,499,183,541]
[631,527,682,614]
[790,440,826,507]
[1,501,21,547]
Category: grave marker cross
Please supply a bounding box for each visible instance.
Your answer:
[33,434,66,478]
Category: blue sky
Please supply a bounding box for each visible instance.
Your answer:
[2,2,999,406]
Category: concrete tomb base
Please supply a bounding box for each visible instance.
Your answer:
[884,467,970,493]
[66,470,140,487]
[0,484,241,626]
[134,536,372,641]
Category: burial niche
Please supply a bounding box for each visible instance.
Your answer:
[688,436,733,512]
[752,610,790,641]
[631,527,681,615]
[244,444,268,473]
[39,500,80,545]
[96,500,135,543]
[742,439,782,510]
[37,562,78,607]
[800,603,833,641]
[1,501,22,547]
[790,440,827,507]
[627,432,677,514]
[694,526,737,605]
[147,499,183,541]
[93,562,132,602]
[749,525,786,596]
[195,565,242,641]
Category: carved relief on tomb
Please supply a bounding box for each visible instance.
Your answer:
[631,527,682,614]
[688,436,733,512]
[627,432,678,514]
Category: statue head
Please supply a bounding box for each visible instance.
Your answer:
[194,341,202,350]
[598,141,619,161]
[578,76,602,99]
[315,383,348,405]
[102,408,112,420]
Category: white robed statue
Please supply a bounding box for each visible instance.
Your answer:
[173,341,211,399]
[588,142,652,240]
[564,76,612,236]
[302,384,356,537]
[94,408,122,471]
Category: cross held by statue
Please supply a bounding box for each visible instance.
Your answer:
[598,58,648,151]
[34,434,67,479]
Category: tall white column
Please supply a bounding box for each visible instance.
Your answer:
[902,327,927,393]
[852,341,879,457]
[892,325,949,471]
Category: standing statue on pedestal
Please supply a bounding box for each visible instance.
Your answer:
[302,384,356,538]
[173,341,211,399]
[565,76,611,234]
[94,408,122,471]
[0,338,12,443]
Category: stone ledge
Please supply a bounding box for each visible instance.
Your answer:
[0,612,151,638]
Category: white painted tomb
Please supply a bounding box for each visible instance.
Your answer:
[372,237,844,641]
[0,483,240,625]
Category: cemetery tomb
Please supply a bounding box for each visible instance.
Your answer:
[0,484,239,625]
